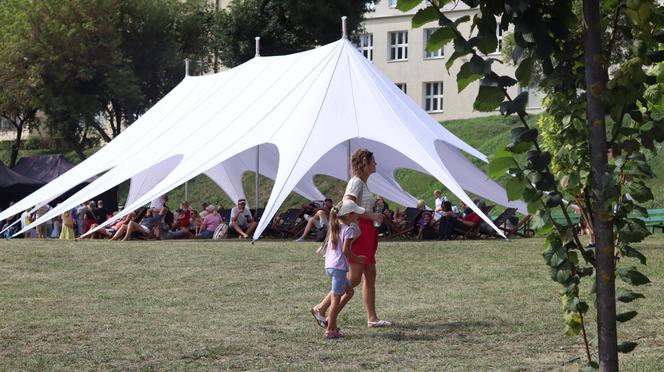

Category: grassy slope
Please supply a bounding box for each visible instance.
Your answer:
[3,114,663,210]
[0,236,662,370]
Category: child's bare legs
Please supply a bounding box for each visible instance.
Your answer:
[318,263,364,317]
[326,293,341,332]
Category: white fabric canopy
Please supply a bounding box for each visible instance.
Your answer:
[1,37,527,239]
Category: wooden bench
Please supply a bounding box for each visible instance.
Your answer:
[642,209,664,233]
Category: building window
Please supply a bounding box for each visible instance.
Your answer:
[388,31,408,61]
[389,0,397,8]
[495,25,503,53]
[424,82,444,112]
[358,33,373,61]
[395,83,407,94]
[424,28,443,59]
[0,117,11,131]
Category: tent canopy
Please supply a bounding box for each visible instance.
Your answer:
[1,37,526,239]
[0,161,44,209]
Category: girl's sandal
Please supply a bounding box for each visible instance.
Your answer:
[325,329,344,339]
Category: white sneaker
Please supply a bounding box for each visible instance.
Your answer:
[310,307,327,328]
[294,237,304,242]
[368,319,392,328]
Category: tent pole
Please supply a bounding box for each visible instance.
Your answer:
[255,37,261,57]
[184,181,188,202]
[255,145,260,212]
[341,16,347,39]
[347,139,351,180]
[184,58,190,77]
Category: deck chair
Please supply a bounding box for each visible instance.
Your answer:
[390,207,425,239]
[453,205,497,239]
[478,207,517,238]
[501,214,534,237]
[273,208,305,238]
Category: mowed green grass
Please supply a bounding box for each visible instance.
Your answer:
[1,236,662,370]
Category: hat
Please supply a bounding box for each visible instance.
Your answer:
[237,198,246,205]
[338,200,365,216]
[206,204,217,213]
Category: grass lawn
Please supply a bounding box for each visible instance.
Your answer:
[1,236,662,370]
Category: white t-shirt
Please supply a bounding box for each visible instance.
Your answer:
[150,196,166,209]
[344,176,373,211]
[231,207,253,226]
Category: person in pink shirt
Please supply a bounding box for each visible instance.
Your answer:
[199,204,222,239]
[311,200,366,339]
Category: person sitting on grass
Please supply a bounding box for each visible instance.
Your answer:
[295,198,333,242]
[199,204,222,239]
[230,199,256,239]
[417,211,437,240]
[311,200,366,339]
[121,207,165,241]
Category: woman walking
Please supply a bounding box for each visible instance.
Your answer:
[311,149,391,328]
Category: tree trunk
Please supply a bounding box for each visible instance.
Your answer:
[583,0,618,370]
[9,119,23,168]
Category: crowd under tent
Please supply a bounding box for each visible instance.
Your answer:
[0,161,44,210]
[1,29,527,240]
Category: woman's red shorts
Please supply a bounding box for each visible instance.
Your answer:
[349,218,378,265]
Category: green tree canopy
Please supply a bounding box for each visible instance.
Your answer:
[215,0,372,67]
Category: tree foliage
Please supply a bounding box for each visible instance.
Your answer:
[215,0,372,67]
[0,0,215,160]
[405,0,662,369]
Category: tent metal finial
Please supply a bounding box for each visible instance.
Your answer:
[184,58,190,77]
[341,16,347,39]
[255,37,261,57]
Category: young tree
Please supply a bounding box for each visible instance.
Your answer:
[402,0,662,369]
[214,0,373,67]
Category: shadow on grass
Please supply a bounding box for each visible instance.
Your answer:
[375,320,494,342]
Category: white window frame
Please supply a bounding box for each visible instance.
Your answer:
[423,82,444,113]
[494,25,503,54]
[395,83,407,94]
[388,0,398,8]
[388,31,408,61]
[357,33,374,61]
[424,28,444,59]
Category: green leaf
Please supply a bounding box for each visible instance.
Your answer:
[488,156,517,179]
[515,57,534,86]
[619,218,650,243]
[445,50,465,71]
[617,266,651,286]
[621,244,647,265]
[616,311,638,322]
[457,62,483,93]
[527,150,551,171]
[580,361,599,371]
[453,15,471,26]
[616,288,645,303]
[396,0,422,12]
[617,341,638,353]
[412,6,439,28]
[501,91,528,116]
[426,27,455,52]
[544,192,562,208]
[505,177,524,201]
[522,187,541,203]
[474,85,505,112]
[625,181,654,203]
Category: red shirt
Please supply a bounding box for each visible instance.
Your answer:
[180,209,191,227]
[462,212,481,226]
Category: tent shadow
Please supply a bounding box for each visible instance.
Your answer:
[372,320,493,342]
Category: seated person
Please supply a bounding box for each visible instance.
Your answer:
[295,198,333,241]
[177,201,191,231]
[230,199,256,239]
[85,212,134,239]
[158,220,192,240]
[121,207,165,241]
[199,204,222,239]
[417,211,437,240]
[438,200,483,240]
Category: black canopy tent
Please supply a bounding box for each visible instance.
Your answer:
[13,154,118,211]
[0,161,44,209]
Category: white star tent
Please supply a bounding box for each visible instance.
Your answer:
[1,36,527,240]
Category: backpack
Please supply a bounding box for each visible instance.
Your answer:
[213,223,228,240]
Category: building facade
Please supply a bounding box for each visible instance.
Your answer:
[360,0,541,121]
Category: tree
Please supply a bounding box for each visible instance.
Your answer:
[403,0,662,370]
[215,0,372,67]
[0,0,41,167]
[0,0,216,160]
